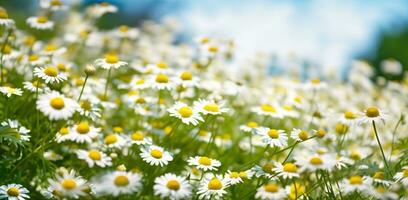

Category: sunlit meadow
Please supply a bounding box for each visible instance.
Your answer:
[0,1,407,200]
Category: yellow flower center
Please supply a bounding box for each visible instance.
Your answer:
[135,98,146,104]
[373,172,385,180]
[180,71,192,80]
[62,179,77,190]
[150,149,163,159]
[344,111,356,119]
[104,134,118,145]
[50,97,65,110]
[298,131,308,141]
[76,122,90,134]
[247,121,258,128]
[131,131,144,141]
[44,67,58,77]
[178,106,193,118]
[157,62,168,69]
[80,101,92,110]
[113,126,123,133]
[239,171,248,179]
[7,187,19,197]
[403,169,408,177]
[365,107,380,118]
[59,127,69,135]
[208,46,218,53]
[310,78,320,84]
[166,180,180,190]
[105,53,119,64]
[207,178,222,190]
[51,0,62,6]
[350,151,361,161]
[114,175,129,186]
[198,156,212,166]
[230,172,240,178]
[349,176,363,185]
[198,130,208,136]
[264,183,279,193]
[155,73,169,83]
[88,150,101,160]
[136,79,145,85]
[29,54,39,61]
[57,63,66,71]
[44,44,57,52]
[203,103,219,113]
[2,45,11,54]
[335,123,348,135]
[267,129,279,139]
[0,10,9,19]
[100,2,110,7]
[376,186,386,193]
[118,25,129,32]
[262,163,274,173]
[283,163,298,173]
[261,104,276,113]
[309,157,323,165]
[37,16,48,23]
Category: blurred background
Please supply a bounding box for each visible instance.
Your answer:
[1,0,408,80]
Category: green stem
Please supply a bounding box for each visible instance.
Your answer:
[77,75,89,102]
[372,121,390,175]
[103,68,112,98]
[0,29,12,85]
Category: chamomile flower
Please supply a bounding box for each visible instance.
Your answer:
[34,66,67,84]
[68,122,100,144]
[337,110,360,126]
[103,133,126,149]
[128,131,152,145]
[303,78,327,91]
[240,121,259,133]
[394,166,408,186]
[0,184,30,200]
[149,73,175,90]
[93,171,142,197]
[252,103,283,118]
[0,9,14,27]
[197,175,229,200]
[40,0,67,11]
[23,81,49,93]
[140,145,173,166]
[40,43,66,56]
[340,175,371,195]
[359,106,387,124]
[37,91,78,120]
[47,170,88,199]
[273,163,300,179]
[194,99,229,115]
[370,171,393,186]
[153,173,192,200]
[176,71,199,87]
[88,2,118,17]
[295,153,337,172]
[225,171,244,185]
[94,53,127,70]
[255,127,287,148]
[77,100,101,120]
[187,156,221,171]
[76,149,112,168]
[26,16,54,30]
[290,128,310,142]
[0,86,23,97]
[1,119,30,142]
[168,102,203,125]
[251,164,278,179]
[255,183,287,200]
[113,25,139,39]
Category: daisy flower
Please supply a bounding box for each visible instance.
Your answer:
[34,66,67,84]
[290,128,309,142]
[113,25,139,39]
[187,156,221,171]
[303,78,327,91]
[369,186,399,200]
[94,53,127,70]
[359,106,387,124]
[88,2,118,17]
[167,102,204,126]
[394,166,408,187]
[273,162,300,179]
[176,71,199,87]
[240,121,259,133]
[26,54,46,66]
[77,100,101,121]
[23,81,49,93]
[0,9,14,27]
[68,122,100,144]
[128,131,152,146]
[140,145,173,166]
[251,164,277,179]
[149,73,175,90]
[48,170,88,199]
[103,134,126,149]
[337,110,360,126]
[255,183,287,200]
[55,127,71,143]
[339,175,371,195]
[0,86,23,97]
[225,171,244,185]
[37,91,78,120]
[194,99,229,115]
[41,43,66,56]
[1,119,30,142]
[76,149,112,168]
[39,0,67,11]
[153,173,192,200]
[0,184,30,200]
[370,171,392,186]
[197,175,229,200]
[255,127,287,148]
[93,171,142,197]
[295,153,337,172]
[252,104,283,118]
[26,16,54,30]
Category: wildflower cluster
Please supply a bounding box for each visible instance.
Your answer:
[0,1,407,200]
